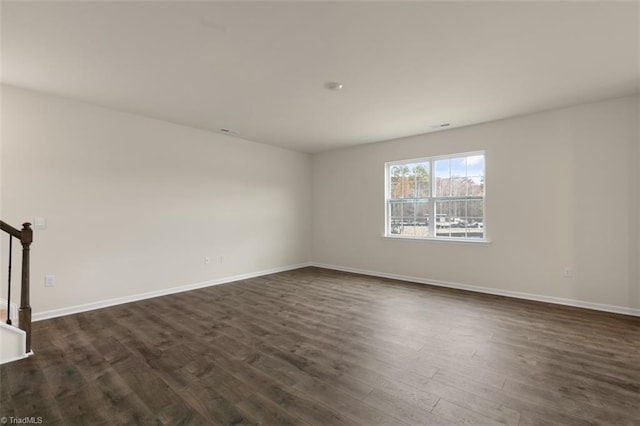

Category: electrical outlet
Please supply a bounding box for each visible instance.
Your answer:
[204,256,211,265]
[34,217,46,230]
[44,275,56,287]
[563,267,573,278]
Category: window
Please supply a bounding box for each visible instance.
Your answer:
[385,152,485,240]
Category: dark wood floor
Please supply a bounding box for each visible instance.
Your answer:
[1,267,639,425]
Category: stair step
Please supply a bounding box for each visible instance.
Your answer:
[0,322,28,364]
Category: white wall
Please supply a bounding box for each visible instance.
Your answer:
[1,85,311,315]
[2,86,638,318]
[312,96,640,312]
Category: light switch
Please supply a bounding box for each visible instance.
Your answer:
[44,275,56,287]
[34,217,46,230]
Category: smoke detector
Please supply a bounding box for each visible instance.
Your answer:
[324,81,344,91]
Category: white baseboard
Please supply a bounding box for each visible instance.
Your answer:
[29,261,640,321]
[32,262,312,322]
[311,262,640,317]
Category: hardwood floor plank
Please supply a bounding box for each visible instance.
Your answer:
[263,383,355,426]
[362,387,444,425]
[7,392,65,425]
[178,381,250,425]
[91,368,159,425]
[422,377,520,425]
[516,408,598,426]
[431,398,505,426]
[1,267,638,425]
[235,391,309,426]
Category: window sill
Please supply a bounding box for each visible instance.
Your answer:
[381,234,492,245]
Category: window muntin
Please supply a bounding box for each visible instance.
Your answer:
[386,152,485,240]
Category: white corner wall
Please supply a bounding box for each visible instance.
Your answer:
[1,85,311,316]
[2,86,638,320]
[312,96,640,313]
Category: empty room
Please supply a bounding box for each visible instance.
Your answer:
[1,1,639,425]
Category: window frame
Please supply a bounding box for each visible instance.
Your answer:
[384,151,487,242]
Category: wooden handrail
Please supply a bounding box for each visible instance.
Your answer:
[0,220,22,239]
[1,221,33,353]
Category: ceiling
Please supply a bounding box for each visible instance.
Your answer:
[2,1,639,153]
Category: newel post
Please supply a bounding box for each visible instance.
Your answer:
[19,222,33,353]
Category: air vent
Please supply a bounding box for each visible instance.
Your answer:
[220,128,239,137]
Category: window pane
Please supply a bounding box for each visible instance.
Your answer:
[412,163,430,197]
[388,200,429,237]
[390,177,401,198]
[389,219,402,234]
[436,154,485,198]
[465,217,484,238]
[455,201,484,238]
[450,157,466,177]
[401,202,415,221]
[404,165,415,198]
[451,178,469,196]
[435,199,469,237]
[467,199,483,218]
[390,166,402,197]
[390,202,402,217]
[389,162,430,200]
[387,152,484,240]
[469,176,484,196]
[436,177,451,197]
[435,200,452,237]
[466,155,484,176]
[435,159,451,197]
[415,202,429,225]
[389,201,402,234]
[435,159,449,179]
[390,165,411,198]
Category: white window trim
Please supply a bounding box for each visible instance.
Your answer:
[384,151,487,243]
[381,235,491,245]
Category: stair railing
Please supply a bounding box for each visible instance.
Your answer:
[1,221,33,353]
